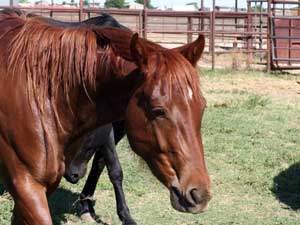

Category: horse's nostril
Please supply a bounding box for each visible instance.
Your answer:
[190,188,203,205]
[72,174,79,181]
[170,186,181,200]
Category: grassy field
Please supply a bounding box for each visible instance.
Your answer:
[0,69,300,225]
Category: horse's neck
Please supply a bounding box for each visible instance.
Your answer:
[53,50,139,151]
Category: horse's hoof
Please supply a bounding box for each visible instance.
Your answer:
[122,220,137,225]
[81,212,96,223]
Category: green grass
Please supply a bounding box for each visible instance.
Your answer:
[1,70,300,225]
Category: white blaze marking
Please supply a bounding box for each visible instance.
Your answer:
[188,87,193,100]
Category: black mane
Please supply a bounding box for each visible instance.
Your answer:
[0,8,25,16]
[31,13,127,29]
[0,9,126,29]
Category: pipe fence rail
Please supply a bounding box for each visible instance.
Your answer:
[1,0,300,71]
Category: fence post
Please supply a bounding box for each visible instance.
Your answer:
[200,0,204,31]
[187,17,193,43]
[247,1,253,69]
[143,0,148,39]
[138,11,143,36]
[79,0,83,22]
[210,3,216,70]
[267,0,271,72]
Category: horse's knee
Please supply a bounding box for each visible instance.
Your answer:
[109,168,123,183]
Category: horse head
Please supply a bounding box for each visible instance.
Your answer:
[93,28,212,213]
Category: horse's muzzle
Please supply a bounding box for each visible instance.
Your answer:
[64,173,80,184]
[169,186,212,214]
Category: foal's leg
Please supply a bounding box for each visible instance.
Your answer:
[79,122,129,223]
[78,151,106,219]
[102,130,136,225]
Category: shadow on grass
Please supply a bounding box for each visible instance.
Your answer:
[49,188,80,225]
[49,188,108,225]
[272,163,300,210]
[0,185,104,225]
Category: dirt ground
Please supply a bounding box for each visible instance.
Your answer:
[199,70,300,106]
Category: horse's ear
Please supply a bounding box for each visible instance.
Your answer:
[92,27,110,48]
[92,27,134,61]
[130,33,148,69]
[173,34,205,67]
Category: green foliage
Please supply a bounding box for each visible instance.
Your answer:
[104,0,125,8]
[242,94,270,109]
[186,2,199,10]
[83,0,89,6]
[134,0,154,9]
[251,5,267,12]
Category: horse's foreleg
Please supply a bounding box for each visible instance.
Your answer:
[103,131,136,225]
[79,151,105,219]
[0,137,53,225]
[9,174,52,225]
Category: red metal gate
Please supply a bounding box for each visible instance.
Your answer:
[270,16,300,70]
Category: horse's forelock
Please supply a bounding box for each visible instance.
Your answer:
[147,50,202,102]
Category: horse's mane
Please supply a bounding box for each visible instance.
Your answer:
[0,8,25,17]
[0,9,26,40]
[8,16,98,109]
[3,8,202,115]
[28,12,128,29]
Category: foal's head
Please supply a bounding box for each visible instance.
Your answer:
[125,35,212,213]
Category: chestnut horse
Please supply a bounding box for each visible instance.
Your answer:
[0,9,211,225]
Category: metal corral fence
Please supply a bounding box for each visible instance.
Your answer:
[1,0,300,71]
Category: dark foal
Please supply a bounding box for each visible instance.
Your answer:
[64,121,133,224]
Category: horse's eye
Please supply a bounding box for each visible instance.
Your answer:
[149,107,166,120]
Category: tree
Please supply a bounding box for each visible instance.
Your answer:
[134,0,154,9]
[186,2,199,10]
[83,0,89,6]
[104,0,125,8]
[251,5,266,12]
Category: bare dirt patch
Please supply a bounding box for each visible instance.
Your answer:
[200,72,300,105]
